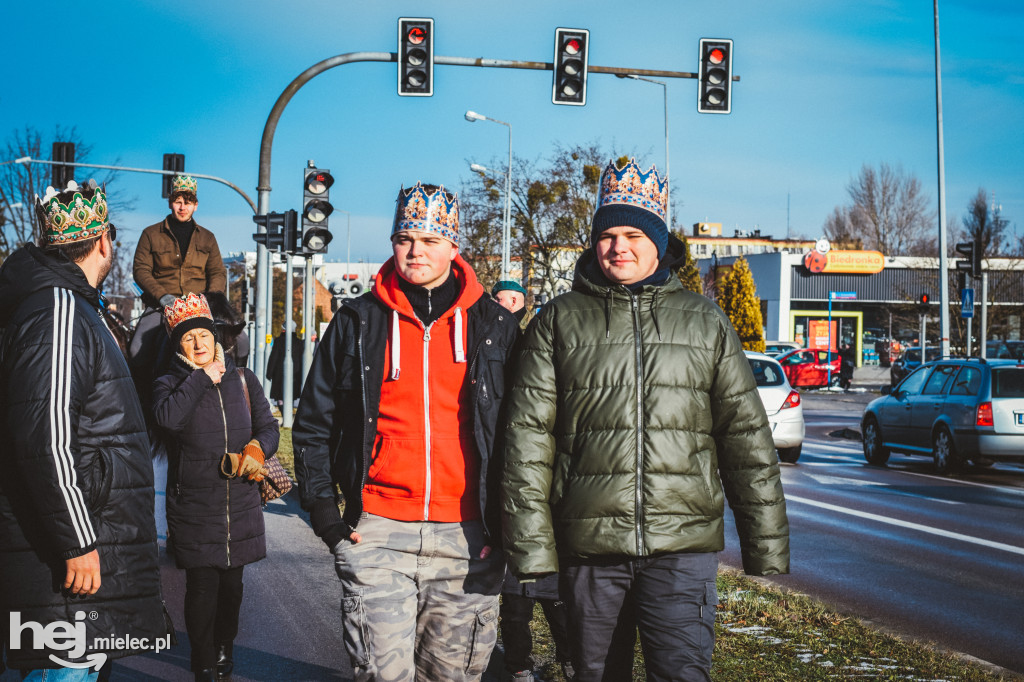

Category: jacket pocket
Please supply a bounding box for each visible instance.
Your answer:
[340,592,371,668]
[153,247,178,272]
[464,606,498,674]
[84,450,113,514]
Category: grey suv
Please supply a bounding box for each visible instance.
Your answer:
[862,358,1024,473]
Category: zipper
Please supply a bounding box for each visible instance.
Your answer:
[357,312,370,512]
[630,293,645,556]
[216,385,231,567]
[422,322,433,520]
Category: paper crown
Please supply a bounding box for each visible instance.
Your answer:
[163,293,214,337]
[36,181,111,245]
[597,158,668,224]
[171,175,198,197]
[391,183,459,243]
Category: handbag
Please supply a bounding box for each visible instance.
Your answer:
[237,368,293,504]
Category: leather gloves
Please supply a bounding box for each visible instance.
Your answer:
[219,440,267,482]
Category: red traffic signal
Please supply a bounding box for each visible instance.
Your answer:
[698,38,733,114]
[552,28,589,106]
[398,17,434,96]
[919,293,930,305]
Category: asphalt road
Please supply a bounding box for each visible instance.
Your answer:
[721,386,1024,675]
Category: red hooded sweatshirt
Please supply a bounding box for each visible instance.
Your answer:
[364,255,485,522]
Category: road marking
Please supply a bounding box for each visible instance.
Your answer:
[786,494,1024,556]
[798,473,963,505]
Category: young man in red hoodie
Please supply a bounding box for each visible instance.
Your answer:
[294,183,519,681]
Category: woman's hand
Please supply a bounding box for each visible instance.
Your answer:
[203,360,226,384]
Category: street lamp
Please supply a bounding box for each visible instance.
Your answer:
[619,75,671,230]
[464,110,512,280]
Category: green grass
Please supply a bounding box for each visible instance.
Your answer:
[276,428,1014,681]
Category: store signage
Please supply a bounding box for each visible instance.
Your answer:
[803,249,885,274]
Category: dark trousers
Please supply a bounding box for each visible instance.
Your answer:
[184,566,245,671]
[561,552,718,682]
[499,593,571,673]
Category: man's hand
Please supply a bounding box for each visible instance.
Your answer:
[331,530,363,579]
[65,550,101,595]
[159,294,177,308]
[203,360,226,384]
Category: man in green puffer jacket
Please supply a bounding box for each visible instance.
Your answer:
[501,158,789,682]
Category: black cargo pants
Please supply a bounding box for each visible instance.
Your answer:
[561,551,718,682]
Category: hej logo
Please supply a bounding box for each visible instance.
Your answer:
[8,611,107,670]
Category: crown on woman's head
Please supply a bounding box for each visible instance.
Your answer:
[163,293,214,336]
[36,180,110,245]
[171,175,198,197]
[597,158,668,223]
[391,183,459,243]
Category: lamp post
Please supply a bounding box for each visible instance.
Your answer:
[464,110,512,280]
[619,75,670,230]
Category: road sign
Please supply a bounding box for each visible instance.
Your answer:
[961,288,975,318]
[830,291,857,300]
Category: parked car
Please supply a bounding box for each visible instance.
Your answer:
[889,346,942,386]
[986,340,1024,361]
[776,348,843,388]
[862,357,1024,473]
[763,341,801,357]
[745,351,805,463]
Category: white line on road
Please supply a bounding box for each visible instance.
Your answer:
[786,494,1024,556]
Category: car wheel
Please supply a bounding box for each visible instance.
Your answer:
[932,426,960,475]
[862,417,890,465]
[778,445,802,463]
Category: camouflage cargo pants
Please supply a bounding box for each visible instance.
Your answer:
[333,514,503,681]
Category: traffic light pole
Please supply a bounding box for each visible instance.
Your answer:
[254,51,728,389]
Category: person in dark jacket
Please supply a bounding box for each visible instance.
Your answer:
[152,293,279,682]
[264,322,303,406]
[0,181,168,678]
[490,282,573,681]
[293,183,519,680]
[839,342,856,391]
[502,159,789,682]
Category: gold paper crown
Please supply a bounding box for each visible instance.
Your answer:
[171,175,198,197]
[163,293,214,336]
[36,181,111,245]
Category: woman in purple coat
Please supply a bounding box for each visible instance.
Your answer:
[153,294,279,682]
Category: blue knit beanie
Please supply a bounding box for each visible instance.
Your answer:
[591,204,668,259]
[491,280,527,297]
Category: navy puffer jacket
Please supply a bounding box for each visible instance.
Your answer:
[153,347,279,569]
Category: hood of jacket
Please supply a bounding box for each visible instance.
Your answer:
[373,253,484,323]
[0,244,99,325]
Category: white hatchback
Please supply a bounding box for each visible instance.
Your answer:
[745,350,805,463]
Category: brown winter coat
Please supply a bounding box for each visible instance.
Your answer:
[133,218,226,306]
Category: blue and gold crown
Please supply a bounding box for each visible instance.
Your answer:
[391,183,459,243]
[36,181,111,245]
[171,175,198,197]
[597,158,668,224]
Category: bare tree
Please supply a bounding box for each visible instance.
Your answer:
[823,163,934,256]
[960,187,1009,256]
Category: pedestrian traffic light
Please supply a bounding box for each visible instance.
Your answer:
[51,142,75,188]
[301,168,334,255]
[398,17,433,96]
[919,293,930,305]
[697,38,733,114]
[552,28,589,106]
[955,240,982,280]
[162,153,185,198]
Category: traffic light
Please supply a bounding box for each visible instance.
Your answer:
[51,142,75,188]
[301,168,334,255]
[697,38,733,114]
[398,17,434,96]
[162,153,185,198]
[919,293,930,306]
[955,240,982,280]
[552,28,589,106]
[252,210,297,253]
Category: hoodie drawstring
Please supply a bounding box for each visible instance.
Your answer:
[453,307,465,363]
[390,309,401,380]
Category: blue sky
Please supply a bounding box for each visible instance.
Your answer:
[2,0,1021,263]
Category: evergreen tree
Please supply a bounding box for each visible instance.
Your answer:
[716,256,765,352]
[672,231,702,294]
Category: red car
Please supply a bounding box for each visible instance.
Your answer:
[776,348,842,388]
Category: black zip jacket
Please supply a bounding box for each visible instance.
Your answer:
[0,245,168,669]
[293,287,519,549]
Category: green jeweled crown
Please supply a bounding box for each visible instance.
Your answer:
[37,181,110,245]
[171,174,198,196]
